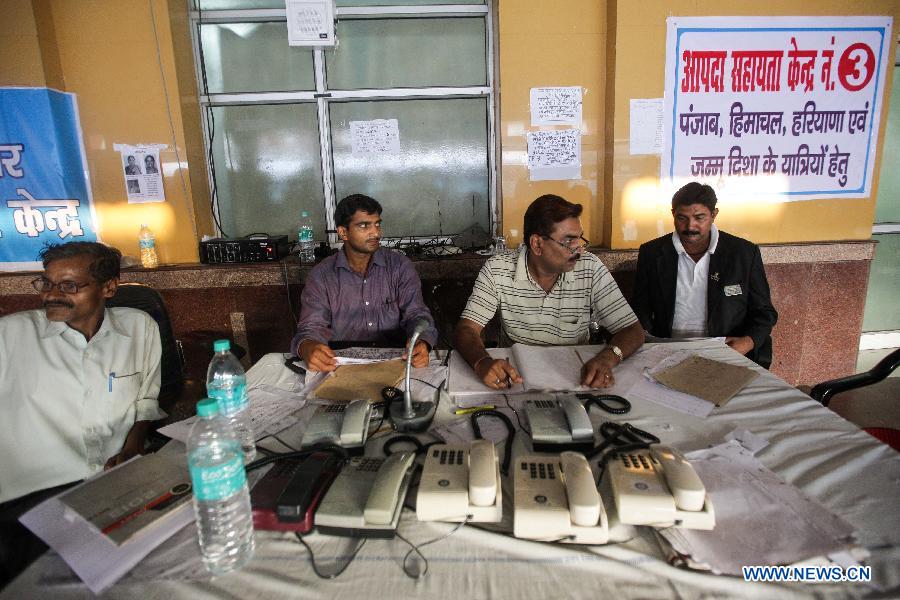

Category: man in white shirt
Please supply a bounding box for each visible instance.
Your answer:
[631,182,778,368]
[0,241,164,585]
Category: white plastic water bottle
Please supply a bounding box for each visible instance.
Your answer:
[298,210,315,263]
[187,398,255,575]
[206,339,256,462]
[138,224,159,268]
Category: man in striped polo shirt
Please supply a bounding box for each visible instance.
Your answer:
[454,194,645,390]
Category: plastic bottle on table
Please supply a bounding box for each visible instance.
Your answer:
[298,210,316,263]
[206,339,256,462]
[187,398,255,575]
[138,224,159,268]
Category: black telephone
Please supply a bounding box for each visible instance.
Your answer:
[250,451,343,533]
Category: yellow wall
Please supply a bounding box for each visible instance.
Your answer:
[0,0,209,264]
[605,0,899,248]
[499,0,899,248]
[498,0,608,248]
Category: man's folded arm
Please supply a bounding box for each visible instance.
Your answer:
[291,270,333,355]
[630,244,655,333]
[744,245,778,350]
[396,258,438,348]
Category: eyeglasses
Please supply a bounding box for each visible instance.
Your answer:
[31,277,93,295]
[542,235,590,255]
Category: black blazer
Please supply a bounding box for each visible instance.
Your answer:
[631,231,778,368]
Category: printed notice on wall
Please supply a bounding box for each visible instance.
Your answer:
[530,87,583,126]
[350,119,400,155]
[630,98,665,155]
[114,144,166,204]
[662,16,892,201]
[527,129,581,181]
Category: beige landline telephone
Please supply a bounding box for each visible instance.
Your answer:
[301,399,372,449]
[513,452,609,544]
[416,440,502,523]
[314,452,416,538]
[607,445,715,530]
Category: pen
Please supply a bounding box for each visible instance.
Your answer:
[108,372,114,392]
[455,405,494,415]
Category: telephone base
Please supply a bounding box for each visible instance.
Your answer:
[531,440,596,454]
[672,496,715,530]
[417,459,503,523]
[390,400,436,432]
[316,524,398,539]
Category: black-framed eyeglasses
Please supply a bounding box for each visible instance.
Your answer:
[542,235,590,254]
[31,277,93,295]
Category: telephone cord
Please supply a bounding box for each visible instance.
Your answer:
[470,410,515,475]
[395,518,470,579]
[294,533,367,579]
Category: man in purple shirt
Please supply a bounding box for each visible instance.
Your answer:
[292,194,438,372]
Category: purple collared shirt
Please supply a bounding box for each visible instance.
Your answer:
[292,247,438,353]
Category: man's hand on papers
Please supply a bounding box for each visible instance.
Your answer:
[725,335,754,356]
[401,339,431,368]
[475,358,523,390]
[300,340,338,372]
[581,354,617,388]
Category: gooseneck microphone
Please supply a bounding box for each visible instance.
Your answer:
[390,318,437,432]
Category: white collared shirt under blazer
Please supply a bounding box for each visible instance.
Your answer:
[671,224,720,338]
[0,307,164,503]
[461,246,638,345]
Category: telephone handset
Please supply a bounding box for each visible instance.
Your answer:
[525,396,594,451]
[416,440,502,523]
[251,451,342,533]
[513,452,609,544]
[302,399,372,449]
[607,444,715,530]
[314,452,416,538]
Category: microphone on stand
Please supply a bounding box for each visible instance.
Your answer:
[390,318,437,432]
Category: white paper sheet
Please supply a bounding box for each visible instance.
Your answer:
[530,86,583,126]
[19,457,195,595]
[158,385,307,444]
[526,129,581,181]
[660,440,858,575]
[629,98,664,155]
[350,119,400,155]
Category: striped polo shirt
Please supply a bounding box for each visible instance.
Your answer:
[460,246,638,345]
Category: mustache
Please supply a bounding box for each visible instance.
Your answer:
[682,230,701,236]
[43,300,74,309]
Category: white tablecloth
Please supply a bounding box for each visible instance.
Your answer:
[5,341,899,599]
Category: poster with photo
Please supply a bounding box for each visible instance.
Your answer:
[115,144,166,203]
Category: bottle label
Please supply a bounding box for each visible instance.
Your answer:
[139,239,155,249]
[208,383,248,414]
[299,228,313,242]
[189,450,247,502]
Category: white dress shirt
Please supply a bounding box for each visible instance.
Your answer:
[0,307,164,503]
[671,224,719,338]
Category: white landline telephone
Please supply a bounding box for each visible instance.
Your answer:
[524,396,595,451]
[315,452,416,537]
[607,445,715,530]
[416,440,502,523]
[513,452,609,544]
[302,399,372,449]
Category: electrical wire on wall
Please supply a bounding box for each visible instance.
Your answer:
[196,1,227,237]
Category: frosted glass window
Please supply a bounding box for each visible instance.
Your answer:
[875,66,900,224]
[200,23,315,93]
[211,104,326,239]
[862,233,900,332]
[330,98,489,237]
[194,0,484,9]
[325,18,486,89]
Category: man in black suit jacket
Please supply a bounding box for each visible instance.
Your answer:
[631,182,778,368]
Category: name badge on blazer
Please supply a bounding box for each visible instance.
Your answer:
[724,284,743,296]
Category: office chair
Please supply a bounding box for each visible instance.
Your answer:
[106,282,185,401]
[810,348,900,452]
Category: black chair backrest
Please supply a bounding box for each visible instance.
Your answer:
[811,348,900,407]
[106,282,184,396]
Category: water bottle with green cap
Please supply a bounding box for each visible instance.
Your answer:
[206,339,256,461]
[187,398,255,574]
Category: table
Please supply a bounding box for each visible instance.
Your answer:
[4,340,899,599]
